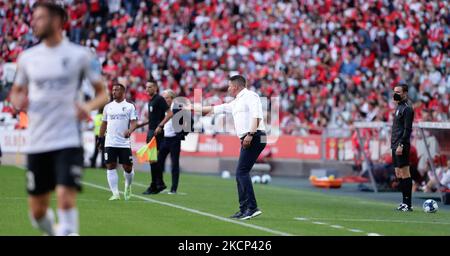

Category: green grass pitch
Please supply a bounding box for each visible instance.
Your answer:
[1,165,449,236]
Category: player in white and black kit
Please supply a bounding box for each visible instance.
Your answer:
[98,83,137,201]
[10,2,108,236]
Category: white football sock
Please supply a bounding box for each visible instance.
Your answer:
[107,169,119,196]
[124,170,134,187]
[56,208,79,236]
[29,208,55,236]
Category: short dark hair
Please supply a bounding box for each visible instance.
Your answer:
[229,75,246,87]
[147,78,158,87]
[113,83,125,90]
[33,1,68,24]
[396,83,409,93]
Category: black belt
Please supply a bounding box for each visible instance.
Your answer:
[240,130,265,140]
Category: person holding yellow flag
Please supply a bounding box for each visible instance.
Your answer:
[90,108,105,168]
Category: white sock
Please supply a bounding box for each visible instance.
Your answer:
[56,208,79,236]
[124,170,134,187]
[29,208,55,236]
[107,169,119,196]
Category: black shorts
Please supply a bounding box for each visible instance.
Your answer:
[392,145,410,168]
[104,147,133,165]
[26,147,84,195]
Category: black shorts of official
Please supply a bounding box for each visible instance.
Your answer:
[26,147,84,196]
[104,147,133,165]
[392,144,410,168]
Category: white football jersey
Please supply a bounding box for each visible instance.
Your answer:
[103,100,137,148]
[14,39,102,153]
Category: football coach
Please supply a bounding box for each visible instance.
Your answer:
[189,75,266,220]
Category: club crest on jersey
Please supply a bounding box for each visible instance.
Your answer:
[396,109,399,116]
[122,107,126,112]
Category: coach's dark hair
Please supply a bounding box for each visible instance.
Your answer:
[33,1,68,24]
[396,83,409,93]
[229,75,247,88]
[113,83,126,90]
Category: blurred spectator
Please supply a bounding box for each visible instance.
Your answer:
[281,108,304,135]
[440,158,450,190]
[423,155,447,192]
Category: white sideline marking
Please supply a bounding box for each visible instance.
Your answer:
[83,181,292,236]
[296,217,450,225]
[295,217,383,236]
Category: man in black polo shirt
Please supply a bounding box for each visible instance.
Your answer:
[134,79,173,194]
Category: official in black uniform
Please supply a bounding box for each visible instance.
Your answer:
[391,83,414,211]
[134,79,173,194]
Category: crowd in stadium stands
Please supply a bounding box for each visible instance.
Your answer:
[0,0,449,135]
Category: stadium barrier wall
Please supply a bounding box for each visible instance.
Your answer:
[2,127,448,176]
[0,130,352,176]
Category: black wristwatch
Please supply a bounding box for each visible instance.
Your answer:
[158,125,164,128]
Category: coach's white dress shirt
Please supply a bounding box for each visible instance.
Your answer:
[213,88,265,138]
[164,102,176,138]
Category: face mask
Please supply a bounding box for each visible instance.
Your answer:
[393,93,402,101]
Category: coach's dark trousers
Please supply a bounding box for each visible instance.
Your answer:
[158,136,181,192]
[147,130,165,189]
[236,130,266,212]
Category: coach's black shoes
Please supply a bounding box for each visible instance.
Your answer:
[152,185,167,194]
[239,208,262,220]
[230,211,245,219]
[142,186,156,195]
[142,188,153,195]
[397,203,413,212]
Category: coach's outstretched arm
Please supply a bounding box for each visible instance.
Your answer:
[186,102,234,116]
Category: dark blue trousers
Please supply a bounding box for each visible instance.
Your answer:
[236,131,266,212]
[158,136,181,192]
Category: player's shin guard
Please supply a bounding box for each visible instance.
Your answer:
[29,208,55,236]
[57,208,79,236]
[124,169,134,187]
[107,169,119,196]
